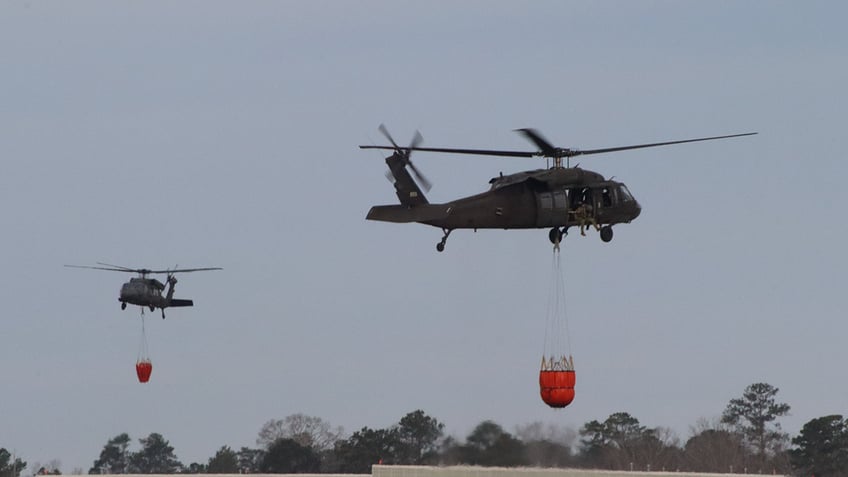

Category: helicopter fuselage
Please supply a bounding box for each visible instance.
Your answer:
[120,278,168,308]
[367,167,641,232]
[119,277,193,312]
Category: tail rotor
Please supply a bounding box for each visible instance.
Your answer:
[378,124,432,192]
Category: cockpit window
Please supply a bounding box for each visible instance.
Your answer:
[601,187,612,207]
[618,185,634,202]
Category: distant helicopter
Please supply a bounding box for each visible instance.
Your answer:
[65,263,222,318]
[361,125,756,251]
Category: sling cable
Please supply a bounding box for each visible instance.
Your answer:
[539,243,575,408]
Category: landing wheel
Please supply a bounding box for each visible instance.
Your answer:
[149,305,155,312]
[600,225,613,243]
[121,302,127,310]
[548,228,562,244]
[436,228,452,252]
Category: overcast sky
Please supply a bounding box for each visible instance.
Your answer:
[2,1,846,472]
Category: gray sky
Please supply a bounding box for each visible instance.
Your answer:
[2,0,846,472]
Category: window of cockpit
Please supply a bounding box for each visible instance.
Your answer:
[618,184,634,202]
[601,187,613,207]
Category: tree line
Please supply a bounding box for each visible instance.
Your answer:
[3,383,848,477]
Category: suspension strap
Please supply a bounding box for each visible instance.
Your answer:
[137,310,150,362]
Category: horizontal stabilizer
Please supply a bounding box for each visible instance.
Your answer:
[168,299,194,307]
[367,204,449,223]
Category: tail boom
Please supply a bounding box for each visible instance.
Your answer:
[366,204,449,224]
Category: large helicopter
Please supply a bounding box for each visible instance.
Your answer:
[65,263,222,318]
[361,126,756,252]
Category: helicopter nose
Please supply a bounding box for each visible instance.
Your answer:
[632,201,642,219]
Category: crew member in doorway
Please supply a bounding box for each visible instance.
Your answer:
[572,201,600,236]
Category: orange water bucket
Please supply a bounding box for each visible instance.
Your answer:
[136,360,153,383]
[539,369,575,408]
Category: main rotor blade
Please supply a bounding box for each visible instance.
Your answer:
[65,264,137,273]
[360,145,535,158]
[361,131,757,160]
[571,132,758,157]
[95,262,136,271]
[515,128,558,156]
[144,267,223,274]
[66,264,222,274]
